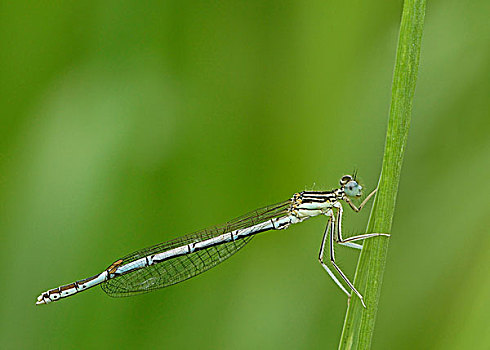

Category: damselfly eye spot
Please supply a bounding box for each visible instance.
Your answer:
[340,175,353,186]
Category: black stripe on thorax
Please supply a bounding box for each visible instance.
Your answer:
[301,197,331,203]
[302,190,335,195]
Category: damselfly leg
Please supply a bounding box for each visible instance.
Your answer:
[318,213,350,297]
[319,188,390,308]
[343,187,379,212]
[335,202,390,248]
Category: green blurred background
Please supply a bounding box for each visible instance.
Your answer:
[1,1,489,349]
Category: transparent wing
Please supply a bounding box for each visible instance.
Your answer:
[101,200,291,297]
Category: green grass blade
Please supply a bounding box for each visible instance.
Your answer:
[338,0,426,349]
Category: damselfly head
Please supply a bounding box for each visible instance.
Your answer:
[340,175,363,197]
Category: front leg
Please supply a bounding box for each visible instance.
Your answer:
[344,187,377,212]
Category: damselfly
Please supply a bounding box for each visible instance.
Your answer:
[36,174,389,307]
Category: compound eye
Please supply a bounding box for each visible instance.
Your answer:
[340,175,353,186]
[344,181,362,197]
